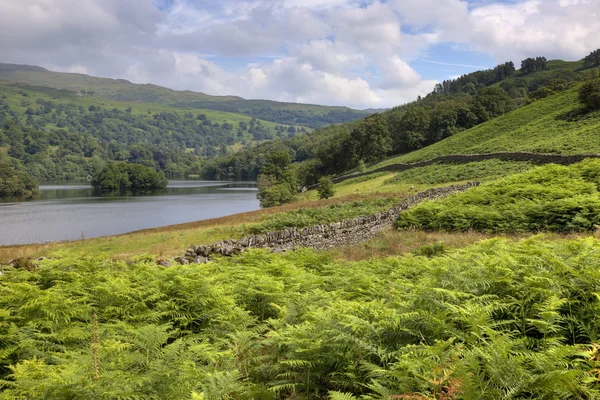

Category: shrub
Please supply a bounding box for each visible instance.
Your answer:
[3,239,600,397]
[579,79,600,111]
[317,177,335,199]
[257,183,295,208]
[396,161,600,233]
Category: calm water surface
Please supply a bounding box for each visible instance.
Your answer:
[0,181,259,245]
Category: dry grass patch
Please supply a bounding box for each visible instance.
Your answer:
[332,229,588,262]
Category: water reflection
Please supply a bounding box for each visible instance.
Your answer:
[0,180,259,245]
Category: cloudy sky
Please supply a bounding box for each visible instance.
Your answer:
[1,0,599,109]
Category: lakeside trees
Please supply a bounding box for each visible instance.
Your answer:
[257,151,298,207]
[0,156,38,199]
[91,162,167,193]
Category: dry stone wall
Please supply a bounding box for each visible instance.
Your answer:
[308,152,600,189]
[176,182,479,264]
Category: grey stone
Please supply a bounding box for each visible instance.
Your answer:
[157,259,172,267]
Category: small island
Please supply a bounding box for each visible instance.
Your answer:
[91,162,168,193]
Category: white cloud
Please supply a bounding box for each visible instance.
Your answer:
[1,0,600,109]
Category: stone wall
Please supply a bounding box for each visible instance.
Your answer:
[177,182,479,264]
[307,152,600,189]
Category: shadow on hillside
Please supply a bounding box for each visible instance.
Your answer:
[555,107,592,122]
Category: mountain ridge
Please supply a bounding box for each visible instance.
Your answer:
[0,62,371,128]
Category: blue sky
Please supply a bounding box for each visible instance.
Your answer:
[1,0,599,108]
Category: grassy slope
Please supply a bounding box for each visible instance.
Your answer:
[372,86,600,168]
[0,63,369,121]
[0,82,291,133]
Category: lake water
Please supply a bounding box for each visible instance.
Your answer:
[0,181,260,245]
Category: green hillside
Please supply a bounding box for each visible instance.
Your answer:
[200,51,600,189]
[371,85,600,169]
[0,81,294,140]
[0,63,370,128]
[0,81,310,184]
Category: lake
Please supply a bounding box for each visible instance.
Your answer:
[0,181,260,245]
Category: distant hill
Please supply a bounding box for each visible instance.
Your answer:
[0,63,371,128]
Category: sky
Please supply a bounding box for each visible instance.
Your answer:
[0,0,599,109]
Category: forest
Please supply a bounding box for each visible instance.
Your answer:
[0,87,303,196]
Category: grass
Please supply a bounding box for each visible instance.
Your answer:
[384,159,538,185]
[370,86,600,169]
[0,192,409,262]
[331,229,585,261]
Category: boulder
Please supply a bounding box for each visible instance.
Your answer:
[156,259,172,267]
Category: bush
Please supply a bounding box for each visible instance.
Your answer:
[396,161,600,233]
[91,162,167,193]
[579,79,600,111]
[257,183,295,208]
[317,177,335,199]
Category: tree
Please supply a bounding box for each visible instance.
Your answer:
[348,114,392,164]
[392,107,429,153]
[521,57,548,74]
[584,49,600,67]
[579,79,600,111]
[472,87,514,122]
[0,157,38,199]
[91,162,167,193]
[256,151,297,207]
[428,101,477,143]
[317,177,335,199]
